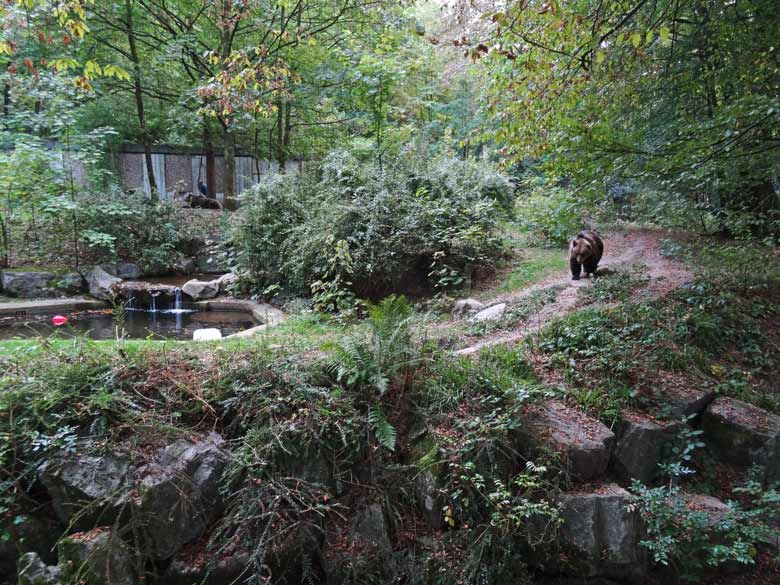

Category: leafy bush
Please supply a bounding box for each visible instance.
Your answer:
[515,181,582,245]
[232,149,508,299]
[630,481,767,575]
[42,189,183,272]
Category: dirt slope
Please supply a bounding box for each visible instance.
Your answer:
[454,229,692,355]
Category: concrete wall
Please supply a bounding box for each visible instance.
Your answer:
[116,148,305,199]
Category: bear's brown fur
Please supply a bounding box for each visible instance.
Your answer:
[569,230,603,280]
[185,193,223,210]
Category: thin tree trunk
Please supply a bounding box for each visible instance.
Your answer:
[276,99,286,172]
[2,81,9,122]
[284,101,292,169]
[125,0,157,199]
[0,216,9,268]
[204,121,216,199]
[223,130,235,199]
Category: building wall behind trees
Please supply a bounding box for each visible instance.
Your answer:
[115,145,305,200]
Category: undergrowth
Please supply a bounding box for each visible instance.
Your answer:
[535,241,780,423]
[468,286,563,338]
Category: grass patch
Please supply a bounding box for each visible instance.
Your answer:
[578,266,648,306]
[491,248,567,295]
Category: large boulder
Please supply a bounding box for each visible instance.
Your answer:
[533,484,646,582]
[0,271,55,298]
[195,242,230,274]
[86,267,122,300]
[16,552,63,585]
[164,547,250,585]
[636,372,715,418]
[515,400,615,481]
[132,433,228,560]
[51,272,86,295]
[452,298,485,319]
[612,412,683,484]
[216,272,239,293]
[701,397,780,467]
[182,278,220,301]
[100,263,142,279]
[38,453,131,528]
[173,255,197,275]
[58,527,134,585]
[0,513,61,578]
[470,303,507,323]
[321,504,394,585]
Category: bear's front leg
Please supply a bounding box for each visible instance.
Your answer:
[570,257,582,280]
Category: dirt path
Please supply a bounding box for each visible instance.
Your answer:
[453,229,692,355]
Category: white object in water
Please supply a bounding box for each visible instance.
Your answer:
[193,328,222,341]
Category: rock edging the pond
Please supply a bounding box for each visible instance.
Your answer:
[194,298,285,337]
[0,270,86,298]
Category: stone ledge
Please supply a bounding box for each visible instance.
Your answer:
[193,298,285,337]
[0,298,108,316]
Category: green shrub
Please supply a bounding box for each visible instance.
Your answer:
[41,189,183,272]
[324,295,420,450]
[515,182,582,245]
[232,149,508,299]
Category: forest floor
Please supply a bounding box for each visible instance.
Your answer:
[438,227,693,355]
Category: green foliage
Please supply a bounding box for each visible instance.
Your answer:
[449,461,561,541]
[482,0,780,240]
[0,136,59,267]
[629,481,762,576]
[325,295,418,450]
[578,267,648,305]
[628,424,777,578]
[42,189,182,271]
[515,181,583,245]
[233,147,508,299]
[310,237,360,315]
[496,246,568,294]
[657,420,705,489]
[367,405,396,451]
[420,345,540,412]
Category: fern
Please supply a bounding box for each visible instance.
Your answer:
[368,405,397,451]
[324,294,417,395]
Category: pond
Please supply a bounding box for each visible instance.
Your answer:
[0,308,257,341]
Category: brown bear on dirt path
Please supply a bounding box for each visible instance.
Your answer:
[569,230,604,280]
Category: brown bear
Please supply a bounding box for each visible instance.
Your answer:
[185,193,223,210]
[569,230,603,280]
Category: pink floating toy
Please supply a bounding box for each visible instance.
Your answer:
[51,315,69,327]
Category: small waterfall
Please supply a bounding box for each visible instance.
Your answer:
[150,292,159,313]
[174,287,183,330]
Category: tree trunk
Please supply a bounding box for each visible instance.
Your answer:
[276,99,287,172]
[223,130,235,199]
[125,0,157,199]
[0,216,9,268]
[204,121,216,199]
[2,81,9,121]
[284,101,292,168]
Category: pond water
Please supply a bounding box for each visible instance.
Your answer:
[0,308,256,341]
